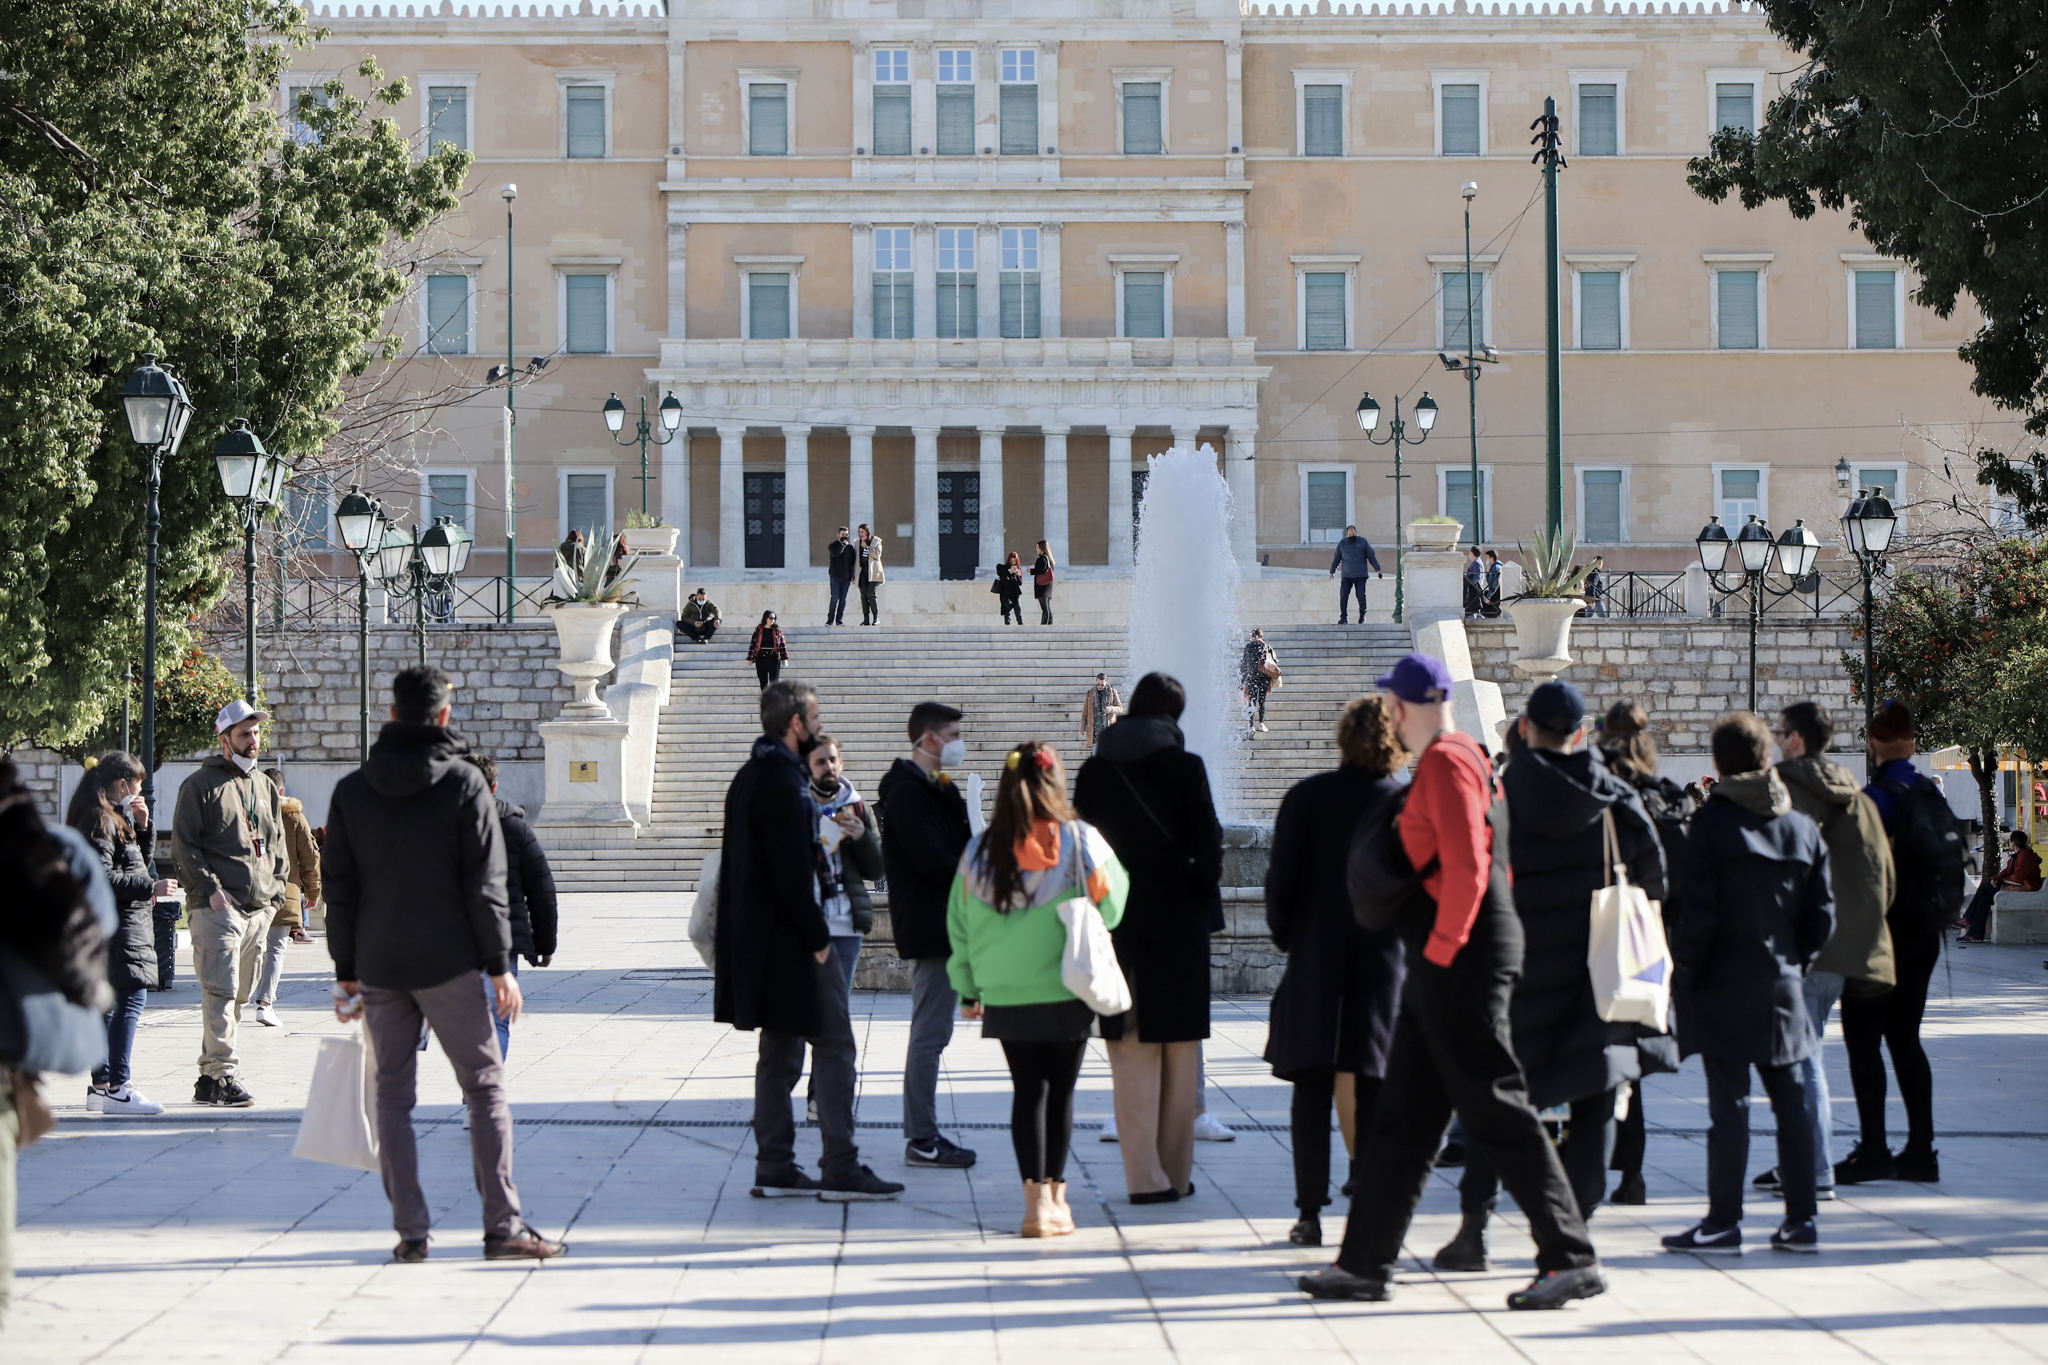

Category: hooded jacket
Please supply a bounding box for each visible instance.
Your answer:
[274,795,321,930]
[809,776,883,936]
[497,797,559,961]
[322,723,510,989]
[1671,769,1835,1066]
[714,735,830,1035]
[76,809,160,995]
[1501,745,1668,1108]
[1775,754,1895,991]
[172,753,290,912]
[877,757,972,960]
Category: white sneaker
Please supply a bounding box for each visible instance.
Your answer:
[1256,723,1269,733]
[1099,1114,1119,1142]
[1193,1112,1237,1142]
[255,1004,280,1027]
[102,1085,164,1116]
[86,1085,106,1113]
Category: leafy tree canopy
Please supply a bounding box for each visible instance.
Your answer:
[1687,3,2048,523]
[0,0,467,752]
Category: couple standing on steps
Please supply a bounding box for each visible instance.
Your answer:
[824,525,886,626]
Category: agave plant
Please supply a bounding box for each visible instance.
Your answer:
[1515,523,1594,599]
[549,533,643,606]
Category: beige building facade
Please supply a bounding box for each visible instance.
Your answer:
[293,0,1992,583]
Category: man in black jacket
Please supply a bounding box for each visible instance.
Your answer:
[876,701,977,1170]
[463,753,559,1060]
[826,527,856,626]
[324,665,563,1263]
[718,679,904,1202]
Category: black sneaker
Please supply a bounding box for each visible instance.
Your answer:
[1287,1215,1322,1246]
[1506,1265,1606,1311]
[1771,1218,1819,1254]
[1662,1222,1742,1256]
[1895,1147,1941,1182]
[194,1075,256,1108]
[750,1168,823,1199]
[1834,1141,1897,1185]
[1610,1172,1647,1205]
[905,1136,977,1169]
[1298,1264,1393,1302]
[393,1238,429,1263]
[1753,1167,1783,1193]
[1434,1141,1466,1168]
[819,1164,905,1202]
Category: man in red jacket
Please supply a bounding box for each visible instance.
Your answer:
[1301,652,1603,1310]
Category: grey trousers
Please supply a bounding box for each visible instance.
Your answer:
[1800,969,1846,1186]
[903,956,956,1143]
[249,924,291,1007]
[755,953,860,1180]
[192,900,275,1079]
[363,972,522,1242]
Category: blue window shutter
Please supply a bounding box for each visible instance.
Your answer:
[1582,470,1623,543]
[999,85,1037,155]
[1441,84,1480,155]
[566,275,607,352]
[565,474,608,544]
[1579,272,1622,349]
[873,87,910,156]
[566,86,604,158]
[937,87,975,154]
[1716,83,1754,135]
[1442,272,1484,350]
[1123,273,1166,338]
[1578,85,1616,155]
[937,275,976,338]
[428,86,468,153]
[749,274,790,340]
[749,86,787,155]
[426,275,469,354]
[1123,84,1162,154]
[1856,271,1897,349]
[1717,271,1759,349]
[1303,86,1342,156]
[1303,273,1346,350]
[1305,472,1347,540]
[1000,274,1040,338]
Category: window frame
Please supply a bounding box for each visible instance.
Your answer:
[736,255,804,341]
[418,467,479,536]
[418,72,477,156]
[556,467,616,545]
[1429,257,1497,350]
[553,258,620,355]
[1574,465,1631,545]
[1437,464,1495,542]
[738,67,799,158]
[1432,71,1490,157]
[285,472,336,551]
[1849,461,1910,532]
[1566,255,1634,351]
[555,72,616,160]
[1110,255,1178,339]
[282,75,335,145]
[999,225,1042,339]
[933,46,977,157]
[870,47,912,158]
[1567,70,1627,157]
[1292,256,1359,352]
[1843,255,1906,350]
[1298,465,1355,546]
[420,266,479,356]
[1711,462,1770,527]
[1113,68,1174,156]
[1705,69,1764,146]
[935,225,977,339]
[1291,69,1353,157]
[1704,254,1772,351]
[998,48,1039,156]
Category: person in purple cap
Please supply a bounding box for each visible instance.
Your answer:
[1301,653,1604,1311]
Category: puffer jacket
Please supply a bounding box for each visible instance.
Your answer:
[1776,754,1896,992]
[275,796,321,930]
[78,815,159,994]
[497,798,559,961]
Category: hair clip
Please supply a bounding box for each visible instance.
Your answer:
[1005,750,1021,770]
[1033,750,1055,770]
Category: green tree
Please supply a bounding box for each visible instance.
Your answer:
[0,0,467,752]
[1686,3,2048,520]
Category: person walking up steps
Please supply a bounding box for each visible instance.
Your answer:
[67,752,171,1117]
[717,680,904,1203]
[857,524,886,626]
[949,741,1129,1238]
[747,611,788,690]
[826,527,856,626]
[877,702,979,1171]
[1240,630,1279,734]
[1328,524,1384,624]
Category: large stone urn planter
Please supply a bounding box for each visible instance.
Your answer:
[1506,597,1584,682]
[1407,520,1464,551]
[619,525,679,556]
[546,601,630,719]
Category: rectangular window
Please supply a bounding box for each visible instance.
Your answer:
[748,272,791,340]
[1719,468,1760,525]
[1442,272,1485,351]
[1305,471,1348,543]
[873,51,910,156]
[286,84,328,145]
[1856,467,1900,503]
[1855,270,1898,349]
[1578,83,1616,156]
[428,473,472,532]
[1302,85,1342,157]
[1717,270,1759,349]
[1441,83,1481,155]
[938,48,974,84]
[1122,272,1166,338]
[1122,82,1162,155]
[565,473,609,543]
[937,85,975,156]
[749,83,788,156]
[287,473,331,549]
[999,50,1037,155]
[875,48,909,83]
[566,85,605,158]
[1303,272,1347,350]
[426,274,471,355]
[1579,271,1622,350]
[427,85,468,153]
[1716,82,1754,136]
[1000,226,1040,339]
[872,228,912,340]
[936,227,976,339]
[1444,468,1490,541]
[1582,469,1623,544]
[565,274,607,353]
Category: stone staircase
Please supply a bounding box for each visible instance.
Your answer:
[548,621,1413,895]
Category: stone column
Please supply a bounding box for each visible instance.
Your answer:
[1036,41,1060,164]
[661,426,690,559]
[848,424,876,536]
[1225,220,1246,338]
[912,220,936,339]
[665,218,687,341]
[1227,425,1259,578]
[913,425,940,576]
[1039,221,1063,338]
[717,423,745,570]
[1170,423,1200,453]
[1223,38,1245,176]
[976,220,1001,340]
[1042,425,1070,567]
[851,222,874,339]
[782,424,811,572]
[978,426,1005,571]
[1107,424,1136,571]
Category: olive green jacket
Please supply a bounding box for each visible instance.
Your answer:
[172,753,291,912]
[1777,755,1896,989]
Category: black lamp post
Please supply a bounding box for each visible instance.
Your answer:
[213,418,290,703]
[334,485,384,765]
[120,354,195,813]
[604,389,684,521]
[1696,512,1822,711]
[380,515,475,666]
[1840,486,1898,739]
[1356,390,1439,625]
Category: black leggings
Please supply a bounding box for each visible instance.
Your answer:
[1035,585,1053,624]
[1611,1085,1645,1176]
[1290,1069,1381,1214]
[755,656,781,689]
[1841,929,1939,1153]
[1001,1039,1086,1182]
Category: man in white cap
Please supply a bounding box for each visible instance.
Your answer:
[171,699,291,1106]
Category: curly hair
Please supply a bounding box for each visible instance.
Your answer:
[1597,700,1659,781]
[1335,696,1408,777]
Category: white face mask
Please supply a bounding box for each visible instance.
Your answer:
[230,752,257,774]
[938,737,966,771]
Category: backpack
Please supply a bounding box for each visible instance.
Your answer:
[1872,772,1967,932]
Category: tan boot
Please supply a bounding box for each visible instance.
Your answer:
[1044,1180,1076,1234]
[1021,1179,1053,1238]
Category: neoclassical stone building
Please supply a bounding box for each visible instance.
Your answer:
[291,0,1990,584]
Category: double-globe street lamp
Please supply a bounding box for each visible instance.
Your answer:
[120,355,196,813]
[333,485,386,765]
[377,514,475,667]
[1695,512,1822,712]
[1355,390,1440,625]
[211,418,292,703]
[603,389,684,520]
[1839,486,1899,739]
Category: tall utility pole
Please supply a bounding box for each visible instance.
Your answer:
[501,183,518,622]
[1532,97,1567,538]
[1461,183,1482,546]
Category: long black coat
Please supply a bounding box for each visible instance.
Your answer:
[1263,768,1407,1080]
[1074,714,1222,1042]
[876,758,971,960]
[497,799,559,961]
[1501,747,1667,1108]
[81,820,158,994]
[714,736,831,1036]
[1672,774,1836,1066]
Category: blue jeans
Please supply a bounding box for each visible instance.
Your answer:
[493,958,520,1059]
[828,577,852,624]
[93,987,147,1090]
[1800,970,1845,1186]
[1338,576,1369,622]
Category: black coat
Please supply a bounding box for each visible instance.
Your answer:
[1262,768,1407,1080]
[323,724,510,989]
[1074,714,1223,1042]
[1672,774,1836,1066]
[876,758,971,961]
[714,736,831,1035]
[80,818,158,994]
[1501,747,1668,1108]
[827,538,857,581]
[497,799,559,961]
[1604,761,1695,1076]
[992,564,1023,602]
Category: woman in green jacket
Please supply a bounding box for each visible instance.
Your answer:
[948,740,1128,1238]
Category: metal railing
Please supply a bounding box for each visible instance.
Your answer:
[237,576,554,628]
[1579,571,1687,618]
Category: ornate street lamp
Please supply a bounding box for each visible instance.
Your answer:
[603,388,684,521]
[1357,389,1438,624]
[334,485,383,765]
[121,354,194,812]
[1696,512,1822,711]
[383,514,478,667]
[1840,486,1898,737]
[213,418,290,704]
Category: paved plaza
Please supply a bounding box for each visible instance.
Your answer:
[10,893,2048,1363]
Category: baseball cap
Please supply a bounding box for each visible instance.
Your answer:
[1526,679,1586,733]
[1375,652,1454,704]
[214,699,267,733]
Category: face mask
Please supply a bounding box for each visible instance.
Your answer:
[938,737,966,771]
[230,752,257,774]
[811,776,837,799]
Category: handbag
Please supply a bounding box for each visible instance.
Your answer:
[292,1022,381,1172]
[1053,825,1132,1015]
[688,847,723,967]
[1035,561,1055,586]
[1345,784,1439,933]
[1587,809,1673,1030]
[0,942,109,1075]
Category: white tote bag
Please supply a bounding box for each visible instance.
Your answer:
[687,847,722,967]
[293,1023,381,1172]
[1587,809,1674,1031]
[1054,825,1133,1016]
